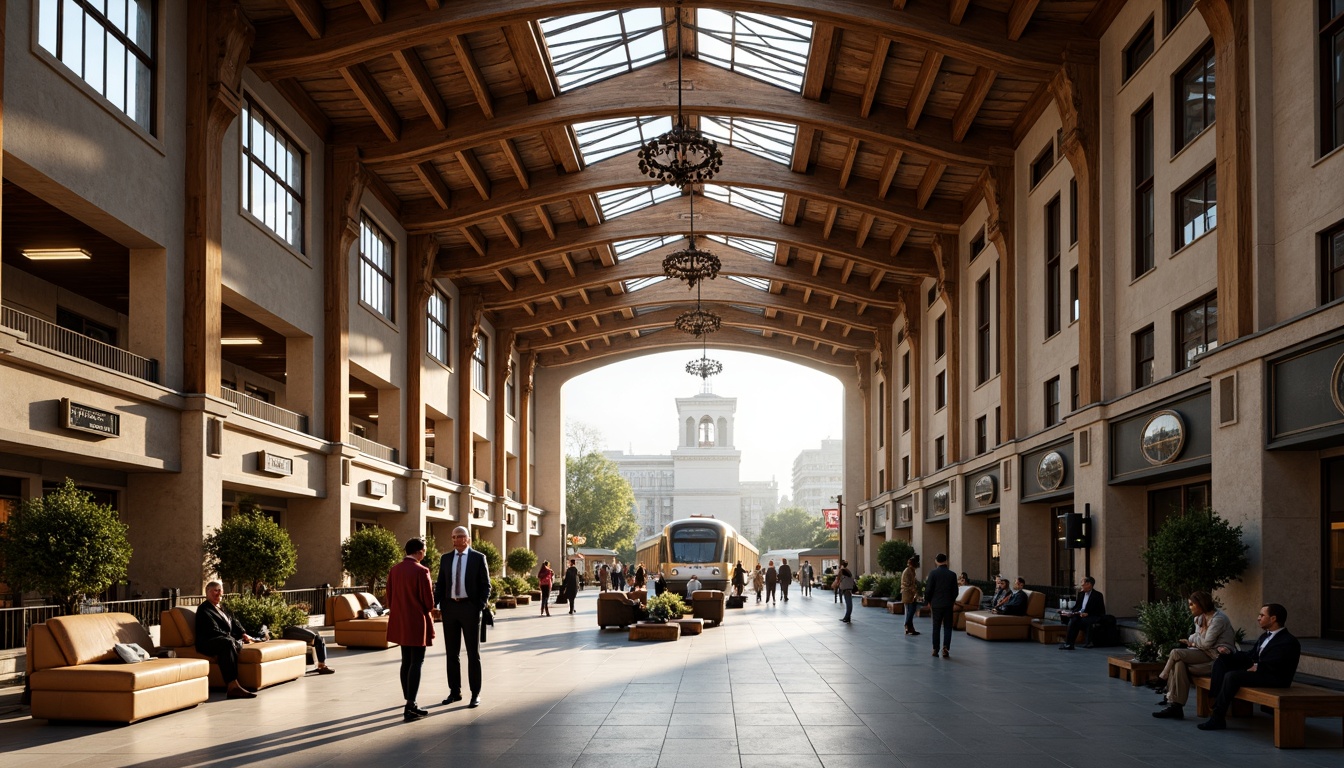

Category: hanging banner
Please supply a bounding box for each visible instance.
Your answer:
[823,508,840,530]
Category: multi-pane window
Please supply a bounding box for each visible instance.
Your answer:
[1323,0,1344,155]
[36,0,155,131]
[1124,20,1155,81]
[1030,142,1054,187]
[902,399,910,434]
[877,382,885,448]
[1176,293,1218,371]
[1134,102,1155,276]
[976,275,992,385]
[1045,196,1062,337]
[506,365,516,417]
[472,332,489,393]
[935,314,946,360]
[1069,178,1079,246]
[1175,44,1216,150]
[1070,366,1080,412]
[935,371,947,411]
[975,416,987,456]
[427,288,449,365]
[934,436,946,470]
[970,229,986,262]
[1176,166,1217,248]
[1168,0,1196,33]
[1044,376,1061,427]
[359,216,394,320]
[242,98,305,250]
[1134,325,1156,389]
[1324,222,1344,304]
[1069,267,1079,323]
[902,455,911,485]
[902,352,910,389]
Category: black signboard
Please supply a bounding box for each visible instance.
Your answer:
[61,399,120,437]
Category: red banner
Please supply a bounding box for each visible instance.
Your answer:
[823,508,839,530]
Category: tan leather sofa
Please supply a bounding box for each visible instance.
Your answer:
[953,586,983,630]
[691,590,725,627]
[160,606,307,690]
[965,590,1047,640]
[325,592,395,648]
[26,612,209,723]
[597,593,641,629]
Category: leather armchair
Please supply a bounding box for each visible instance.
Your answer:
[597,593,640,629]
[159,606,307,690]
[325,592,395,648]
[691,590,725,627]
[965,590,1047,640]
[952,586,983,630]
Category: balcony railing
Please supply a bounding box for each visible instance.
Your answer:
[2,305,159,382]
[425,461,452,481]
[221,388,310,434]
[349,432,399,464]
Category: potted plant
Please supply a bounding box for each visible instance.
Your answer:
[203,497,299,596]
[493,577,516,609]
[1128,599,1193,662]
[1142,508,1249,597]
[645,592,688,623]
[340,526,401,598]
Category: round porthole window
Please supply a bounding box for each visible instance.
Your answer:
[974,475,996,506]
[931,487,950,516]
[1036,451,1065,491]
[1140,410,1186,466]
[1332,354,1344,417]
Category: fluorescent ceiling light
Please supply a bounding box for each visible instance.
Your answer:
[368,414,379,420]
[23,247,92,261]
[220,337,263,346]
[348,392,368,399]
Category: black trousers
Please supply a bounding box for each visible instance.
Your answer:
[930,606,954,650]
[1064,614,1101,646]
[780,583,791,600]
[400,645,426,703]
[766,584,777,602]
[1208,652,1291,716]
[442,600,483,695]
[201,636,242,685]
[540,584,551,611]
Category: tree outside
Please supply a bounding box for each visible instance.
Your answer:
[473,537,503,576]
[565,446,638,553]
[756,506,829,552]
[1142,508,1249,598]
[876,538,916,575]
[340,526,402,594]
[203,497,298,595]
[0,479,133,614]
[506,547,538,577]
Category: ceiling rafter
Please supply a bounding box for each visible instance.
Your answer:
[532,326,855,375]
[860,36,892,118]
[413,161,451,209]
[906,50,944,130]
[449,34,495,119]
[1008,0,1045,41]
[952,67,998,142]
[392,47,448,131]
[339,64,400,141]
[281,0,322,39]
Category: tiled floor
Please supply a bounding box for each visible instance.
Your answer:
[3,590,1342,767]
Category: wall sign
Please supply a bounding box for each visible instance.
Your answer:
[61,399,120,437]
[1140,410,1186,465]
[1036,451,1065,491]
[930,486,950,517]
[974,474,997,506]
[365,480,388,498]
[258,450,294,476]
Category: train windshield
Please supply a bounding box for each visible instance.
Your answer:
[669,525,722,563]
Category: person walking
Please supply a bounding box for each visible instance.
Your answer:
[634,564,646,590]
[434,527,490,708]
[537,560,554,617]
[563,559,580,614]
[731,561,747,597]
[610,561,623,592]
[387,538,436,721]
[598,563,609,592]
[778,559,793,602]
[925,553,959,658]
[751,564,765,604]
[836,561,856,623]
[900,555,921,637]
[799,561,814,596]
[764,560,779,604]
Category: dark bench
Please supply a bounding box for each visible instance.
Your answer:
[1193,676,1344,748]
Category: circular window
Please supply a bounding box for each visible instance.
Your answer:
[974,475,996,506]
[1036,451,1065,491]
[931,487,950,516]
[1332,354,1344,417]
[1140,410,1186,466]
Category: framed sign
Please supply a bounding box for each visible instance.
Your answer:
[61,399,119,437]
[258,450,293,476]
[974,474,997,506]
[364,480,389,498]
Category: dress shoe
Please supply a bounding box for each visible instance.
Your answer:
[468,695,481,708]
[941,648,950,658]
[1196,717,1226,731]
[226,685,257,699]
[404,707,427,722]
[1058,644,1075,650]
[316,666,336,675]
[443,692,463,705]
[406,704,429,717]
[839,618,851,623]
[905,628,918,636]
[932,648,940,657]
[1152,704,1184,720]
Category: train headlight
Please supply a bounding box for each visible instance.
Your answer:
[671,568,679,576]
[712,568,720,576]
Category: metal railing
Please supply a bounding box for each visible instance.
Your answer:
[348,433,399,464]
[0,604,61,651]
[425,461,452,481]
[221,388,309,434]
[2,306,159,382]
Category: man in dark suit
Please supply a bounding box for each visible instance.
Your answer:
[435,526,491,708]
[195,580,259,699]
[778,559,793,602]
[563,559,580,614]
[925,554,959,658]
[1059,576,1106,650]
[1197,603,1301,731]
[992,577,1029,616]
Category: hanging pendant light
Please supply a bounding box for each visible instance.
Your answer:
[662,190,721,287]
[686,337,723,379]
[674,306,721,337]
[636,8,723,188]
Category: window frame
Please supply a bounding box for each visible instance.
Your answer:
[975,274,992,385]
[1134,324,1156,390]
[1045,195,1062,338]
[1030,141,1055,188]
[1068,266,1079,324]
[1070,365,1080,413]
[877,381,885,448]
[506,363,517,417]
[1167,0,1196,34]
[427,286,450,366]
[934,436,946,471]
[472,332,489,394]
[241,96,307,253]
[1322,0,1344,155]
[1322,220,1344,305]
[1124,18,1156,82]
[35,0,157,134]
[1174,42,1217,152]
[1174,165,1218,250]
[1134,100,1156,277]
[1174,292,1219,372]
[975,415,987,456]
[358,214,395,321]
[934,371,947,412]
[901,398,910,434]
[970,228,987,263]
[935,314,946,360]
[1044,376,1061,428]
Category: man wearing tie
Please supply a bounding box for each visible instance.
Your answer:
[1058,576,1106,650]
[1197,603,1301,731]
[435,526,491,708]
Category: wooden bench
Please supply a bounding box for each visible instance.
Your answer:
[671,617,704,636]
[1031,620,1068,644]
[1106,655,1164,686]
[629,622,680,641]
[861,595,889,608]
[1193,676,1344,749]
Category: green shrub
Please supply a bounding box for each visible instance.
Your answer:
[501,575,530,596]
[872,574,898,598]
[340,527,401,593]
[646,592,688,622]
[223,593,308,635]
[203,499,298,595]
[1127,599,1194,662]
[855,574,878,593]
[473,537,503,576]
[422,534,441,580]
[876,539,916,575]
[1142,508,1249,597]
[525,574,541,591]
[506,547,538,576]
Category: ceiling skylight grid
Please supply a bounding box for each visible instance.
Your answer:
[574,116,673,164]
[613,235,678,260]
[695,11,813,93]
[701,116,797,166]
[708,235,777,260]
[540,9,667,92]
[702,184,785,221]
[729,275,771,291]
[596,185,679,219]
[623,276,666,293]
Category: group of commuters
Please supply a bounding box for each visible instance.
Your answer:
[589,561,646,592]
[728,558,815,605]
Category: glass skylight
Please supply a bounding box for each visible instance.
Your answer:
[623,276,666,293]
[540,9,667,92]
[597,185,679,220]
[708,235,777,260]
[729,275,772,291]
[695,11,812,93]
[573,115,674,165]
[613,235,678,261]
[702,184,785,221]
[701,116,797,166]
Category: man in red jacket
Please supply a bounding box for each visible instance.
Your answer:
[387,537,436,722]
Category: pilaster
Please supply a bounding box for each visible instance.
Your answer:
[323,146,365,441]
[982,166,1016,442]
[934,234,961,464]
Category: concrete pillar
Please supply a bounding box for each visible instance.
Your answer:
[289,445,356,587]
[842,380,865,570]
[532,365,566,571]
[285,336,316,425]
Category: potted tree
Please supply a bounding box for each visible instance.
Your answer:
[506,547,539,601]
[340,526,402,598]
[203,497,306,633]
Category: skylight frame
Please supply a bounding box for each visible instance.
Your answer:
[596,185,679,220]
[613,235,678,261]
[702,184,785,221]
[623,276,666,293]
[700,116,797,166]
[708,235,777,260]
[694,10,813,93]
[573,115,674,165]
[540,9,668,93]
[729,275,772,292]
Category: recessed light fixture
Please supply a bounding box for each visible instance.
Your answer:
[220,337,263,346]
[348,392,368,400]
[368,414,379,420]
[23,247,92,261]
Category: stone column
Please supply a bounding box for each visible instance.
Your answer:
[982,166,1016,442]
[531,364,566,570]
[322,147,364,442]
[518,353,536,506]
[935,234,961,464]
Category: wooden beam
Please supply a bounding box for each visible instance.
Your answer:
[949,0,971,24]
[282,0,323,39]
[357,0,384,24]
[392,47,448,131]
[889,224,911,257]
[494,268,516,291]
[838,138,861,189]
[532,326,854,375]
[906,50,944,130]
[791,126,817,173]
[499,139,530,189]
[860,37,892,118]
[339,64,400,141]
[856,213,875,248]
[498,214,522,248]
[273,78,330,140]
[801,23,837,100]
[869,269,886,291]
[877,149,903,199]
[822,205,839,239]
[535,204,556,239]
[502,22,557,101]
[916,161,945,209]
[449,34,494,119]
[455,148,491,200]
[1007,0,1044,40]
[528,260,547,284]
[413,161,451,209]
[952,67,997,142]
[460,224,487,256]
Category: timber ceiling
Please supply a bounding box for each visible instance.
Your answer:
[241,0,1107,377]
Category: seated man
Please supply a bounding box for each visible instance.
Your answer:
[991,578,1029,615]
[281,625,335,675]
[685,575,703,598]
[1058,576,1106,650]
[611,591,649,621]
[990,578,1012,610]
[1197,603,1301,731]
[195,580,260,699]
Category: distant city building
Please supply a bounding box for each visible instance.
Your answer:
[791,439,843,518]
[607,391,776,544]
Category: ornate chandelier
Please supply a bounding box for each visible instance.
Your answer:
[686,338,723,379]
[662,191,721,287]
[636,10,723,188]
[674,306,721,337]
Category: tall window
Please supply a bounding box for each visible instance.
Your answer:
[1176,293,1218,370]
[1069,178,1079,246]
[976,275,992,385]
[935,371,947,411]
[1134,325,1156,389]
[1030,142,1054,187]
[902,352,910,389]
[1045,196,1062,337]
[242,98,306,250]
[1124,19,1155,81]
[472,332,489,393]
[1323,0,1344,155]
[1324,222,1344,304]
[970,229,986,262]
[902,455,910,484]
[506,365,516,417]
[934,436,946,470]
[1069,266,1079,323]
[1176,166,1217,248]
[935,314,946,360]
[994,406,1001,445]
[975,415,987,456]
[427,288,449,364]
[1175,44,1217,150]
[1134,101,1155,277]
[902,399,910,434]
[987,516,1002,579]
[359,216,394,320]
[36,0,155,131]
[877,382,885,448]
[1070,366,1080,412]
[1044,376,1061,427]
